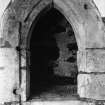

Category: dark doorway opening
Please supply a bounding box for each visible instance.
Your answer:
[29,7,78,100]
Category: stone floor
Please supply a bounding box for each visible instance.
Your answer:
[29,85,78,101]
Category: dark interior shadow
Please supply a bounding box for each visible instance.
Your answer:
[29,7,78,99]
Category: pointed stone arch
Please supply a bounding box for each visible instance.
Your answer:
[0,0,105,103]
[20,0,105,101]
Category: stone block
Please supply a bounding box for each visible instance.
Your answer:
[0,10,19,48]
[78,49,105,72]
[0,48,19,103]
[78,74,105,100]
[21,69,27,101]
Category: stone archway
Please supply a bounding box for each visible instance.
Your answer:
[28,6,78,100]
[21,0,105,101]
[0,0,105,104]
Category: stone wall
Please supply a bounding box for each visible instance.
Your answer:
[52,17,78,78]
[0,0,105,105]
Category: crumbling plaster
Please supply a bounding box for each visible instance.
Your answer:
[0,0,105,105]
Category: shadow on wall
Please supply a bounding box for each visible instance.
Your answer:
[102,17,105,24]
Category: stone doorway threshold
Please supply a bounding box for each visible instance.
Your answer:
[29,85,78,101]
[22,100,87,105]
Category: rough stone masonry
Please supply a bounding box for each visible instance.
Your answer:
[0,0,105,105]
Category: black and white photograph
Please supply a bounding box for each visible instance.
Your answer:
[0,0,105,105]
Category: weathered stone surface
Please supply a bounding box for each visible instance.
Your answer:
[53,23,77,77]
[21,69,27,101]
[0,48,19,103]
[0,0,105,103]
[3,102,20,105]
[0,9,19,47]
[21,55,26,68]
[4,0,104,50]
[18,0,105,50]
[54,0,85,50]
[20,0,52,49]
[78,74,105,100]
[78,49,105,72]
[11,0,40,21]
[54,0,105,49]
[77,50,86,72]
[22,100,90,105]
[11,0,52,22]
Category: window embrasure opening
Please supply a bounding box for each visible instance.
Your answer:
[28,7,78,100]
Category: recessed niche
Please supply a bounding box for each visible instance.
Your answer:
[28,7,78,100]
